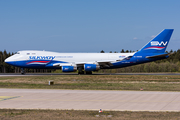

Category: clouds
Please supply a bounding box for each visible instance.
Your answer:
[133,37,138,40]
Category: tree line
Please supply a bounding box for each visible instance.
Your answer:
[0,49,180,73]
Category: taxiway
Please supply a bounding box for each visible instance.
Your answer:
[1,89,180,111]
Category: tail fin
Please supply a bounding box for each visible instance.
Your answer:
[138,29,174,53]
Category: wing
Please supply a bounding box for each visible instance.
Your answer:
[52,60,116,68]
[52,55,133,68]
[75,60,116,68]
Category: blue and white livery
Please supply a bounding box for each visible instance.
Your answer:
[5,29,174,74]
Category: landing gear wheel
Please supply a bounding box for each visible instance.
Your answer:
[78,67,84,74]
[85,71,92,75]
[21,68,26,75]
[78,71,84,74]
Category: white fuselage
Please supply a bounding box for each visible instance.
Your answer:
[6,50,135,64]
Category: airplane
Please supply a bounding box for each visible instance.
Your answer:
[5,29,174,74]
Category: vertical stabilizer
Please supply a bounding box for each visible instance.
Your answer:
[138,29,174,53]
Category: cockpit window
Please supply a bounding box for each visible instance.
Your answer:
[16,52,20,54]
[27,53,30,55]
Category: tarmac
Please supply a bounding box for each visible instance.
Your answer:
[1,88,180,111]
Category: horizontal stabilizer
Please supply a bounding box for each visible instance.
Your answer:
[146,53,170,58]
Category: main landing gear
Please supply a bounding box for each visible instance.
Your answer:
[78,71,92,75]
[78,67,92,75]
[85,71,92,74]
[21,68,26,75]
[78,67,84,74]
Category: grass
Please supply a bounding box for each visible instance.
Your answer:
[0,75,180,91]
[1,109,180,120]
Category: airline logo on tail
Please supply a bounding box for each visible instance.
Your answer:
[144,41,168,50]
[151,41,168,46]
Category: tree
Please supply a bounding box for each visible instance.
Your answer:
[100,50,105,53]
[121,49,125,53]
[169,49,173,53]
[125,50,129,53]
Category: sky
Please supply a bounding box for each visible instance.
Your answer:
[0,0,180,53]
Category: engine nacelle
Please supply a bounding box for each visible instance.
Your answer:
[62,66,77,72]
[84,64,100,71]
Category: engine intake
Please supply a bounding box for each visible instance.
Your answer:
[62,66,77,72]
[84,64,100,71]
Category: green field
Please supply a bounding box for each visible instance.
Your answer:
[0,75,180,91]
[0,109,180,120]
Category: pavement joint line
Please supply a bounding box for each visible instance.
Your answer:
[160,94,180,110]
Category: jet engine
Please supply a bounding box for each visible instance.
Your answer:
[62,66,77,72]
[84,64,100,71]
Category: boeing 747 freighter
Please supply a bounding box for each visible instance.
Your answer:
[5,29,174,74]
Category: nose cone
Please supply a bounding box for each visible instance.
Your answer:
[5,57,10,63]
[4,58,10,63]
[5,57,15,65]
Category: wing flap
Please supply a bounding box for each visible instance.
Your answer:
[75,60,115,68]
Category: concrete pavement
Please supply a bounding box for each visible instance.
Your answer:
[1,89,180,111]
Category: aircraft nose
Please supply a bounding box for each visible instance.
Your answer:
[4,58,9,63]
[5,57,14,65]
[5,58,10,63]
